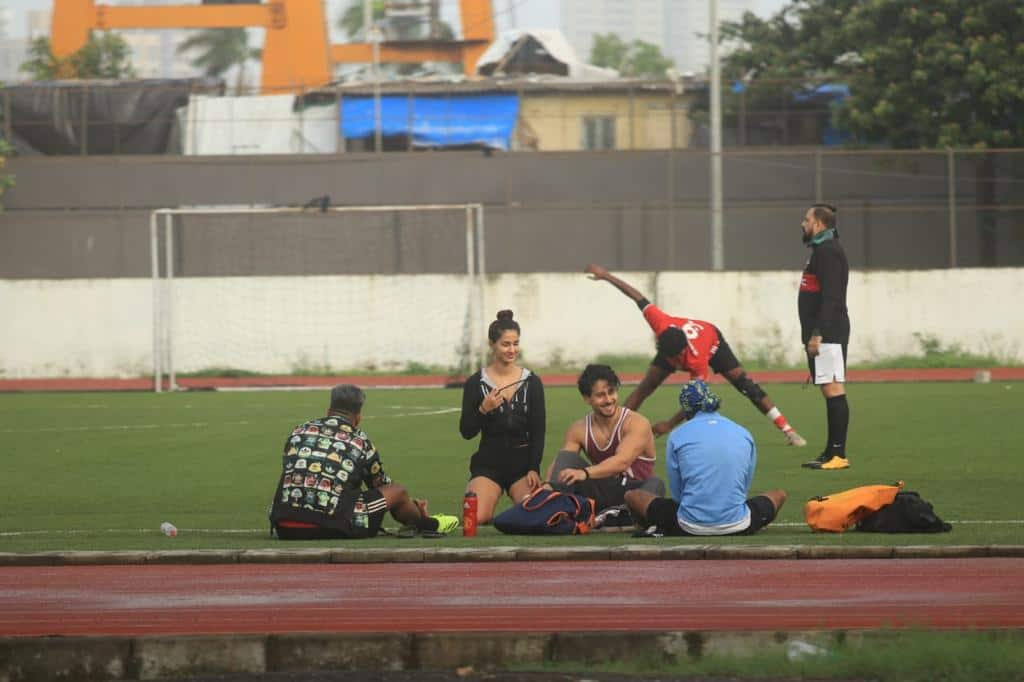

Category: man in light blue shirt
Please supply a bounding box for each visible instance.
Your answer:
[624,380,787,536]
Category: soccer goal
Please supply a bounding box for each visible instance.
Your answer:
[149,203,486,392]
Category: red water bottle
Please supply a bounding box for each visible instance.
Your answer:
[462,492,478,537]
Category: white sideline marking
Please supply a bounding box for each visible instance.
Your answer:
[0,407,460,434]
[214,384,450,392]
[772,520,1024,528]
[0,529,267,537]
[2,520,1023,538]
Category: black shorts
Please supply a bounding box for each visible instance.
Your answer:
[645,495,777,536]
[708,327,741,375]
[470,449,532,493]
[274,488,387,540]
[572,476,653,512]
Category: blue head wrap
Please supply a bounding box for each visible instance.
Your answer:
[678,380,721,417]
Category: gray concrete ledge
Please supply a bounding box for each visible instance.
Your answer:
[0,544,1019,567]
[3,629,1021,681]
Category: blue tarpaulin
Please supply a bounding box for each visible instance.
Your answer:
[340,94,520,150]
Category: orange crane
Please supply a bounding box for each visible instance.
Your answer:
[50,0,495,94]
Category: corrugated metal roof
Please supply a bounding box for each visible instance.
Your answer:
[320,76,704,97]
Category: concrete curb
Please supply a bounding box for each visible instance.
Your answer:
[3,629,1021,681]
[0,544,1017,567]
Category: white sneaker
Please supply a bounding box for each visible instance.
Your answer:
[785,430,808,447]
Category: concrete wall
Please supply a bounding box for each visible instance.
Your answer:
[2,269,1021,379]
[3,150,1022,278]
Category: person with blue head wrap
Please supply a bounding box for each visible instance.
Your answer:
[623,380,788,537]
[677,379,722,418]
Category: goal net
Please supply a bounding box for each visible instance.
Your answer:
[149,203,486,392]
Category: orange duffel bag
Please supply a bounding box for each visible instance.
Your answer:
[804,481,903,533]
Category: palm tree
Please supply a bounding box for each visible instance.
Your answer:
[177,29,261,94]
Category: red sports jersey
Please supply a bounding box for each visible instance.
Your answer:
[642,303,720,380]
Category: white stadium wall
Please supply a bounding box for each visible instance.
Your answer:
[2,269,1022,378]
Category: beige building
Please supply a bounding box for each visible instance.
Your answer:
[334,78,700,152]
[516,80,693,151]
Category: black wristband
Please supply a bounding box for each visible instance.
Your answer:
[582,467,590,480]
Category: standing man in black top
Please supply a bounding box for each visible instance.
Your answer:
[798,204,851,470]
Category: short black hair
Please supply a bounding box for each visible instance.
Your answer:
[810,203,837,231]
[577,364,620,396]
[329,384,365,415]
[656,327,687,358]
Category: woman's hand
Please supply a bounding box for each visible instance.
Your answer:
[478,386,505,415]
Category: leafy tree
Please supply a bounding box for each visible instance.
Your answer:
[589,33,675,77]
[589,33,628,70]
[718,0,1024,264]
[719,0,1024,149]
[19,37,64,80]
[20,33,135,80]
[73,32,137,79]
[177,29,260,93]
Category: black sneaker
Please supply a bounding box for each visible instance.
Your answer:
[594,504,633,529]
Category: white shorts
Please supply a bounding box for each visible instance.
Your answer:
[811,343,846,385]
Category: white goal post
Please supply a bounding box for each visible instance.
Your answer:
[149,203,486,392]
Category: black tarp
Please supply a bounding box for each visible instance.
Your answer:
[3,78,221,155]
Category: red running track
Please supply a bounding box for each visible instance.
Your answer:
[2,559,1023,637]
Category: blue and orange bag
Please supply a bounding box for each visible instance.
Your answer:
[494,488,596,535]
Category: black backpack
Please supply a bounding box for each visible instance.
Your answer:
[856,491,952,533]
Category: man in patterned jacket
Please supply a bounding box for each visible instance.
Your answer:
[270,384,458,539]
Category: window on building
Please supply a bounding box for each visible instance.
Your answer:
[581,115,616,150]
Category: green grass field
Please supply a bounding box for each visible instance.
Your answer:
[1,381,1021,552]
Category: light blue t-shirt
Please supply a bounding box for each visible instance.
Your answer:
[665,411,756,535]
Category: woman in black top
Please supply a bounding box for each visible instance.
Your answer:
[459,310,546,524]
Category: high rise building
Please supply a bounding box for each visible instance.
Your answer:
[0,5,12,39]
[26,9,49,41]
[559,0,766,76]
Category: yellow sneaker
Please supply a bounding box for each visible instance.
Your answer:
[802,455,850,470]
[431,514,460,535]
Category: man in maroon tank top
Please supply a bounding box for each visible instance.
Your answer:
[545,364,666,515]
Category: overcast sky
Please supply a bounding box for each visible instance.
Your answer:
[3,0,790,41]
